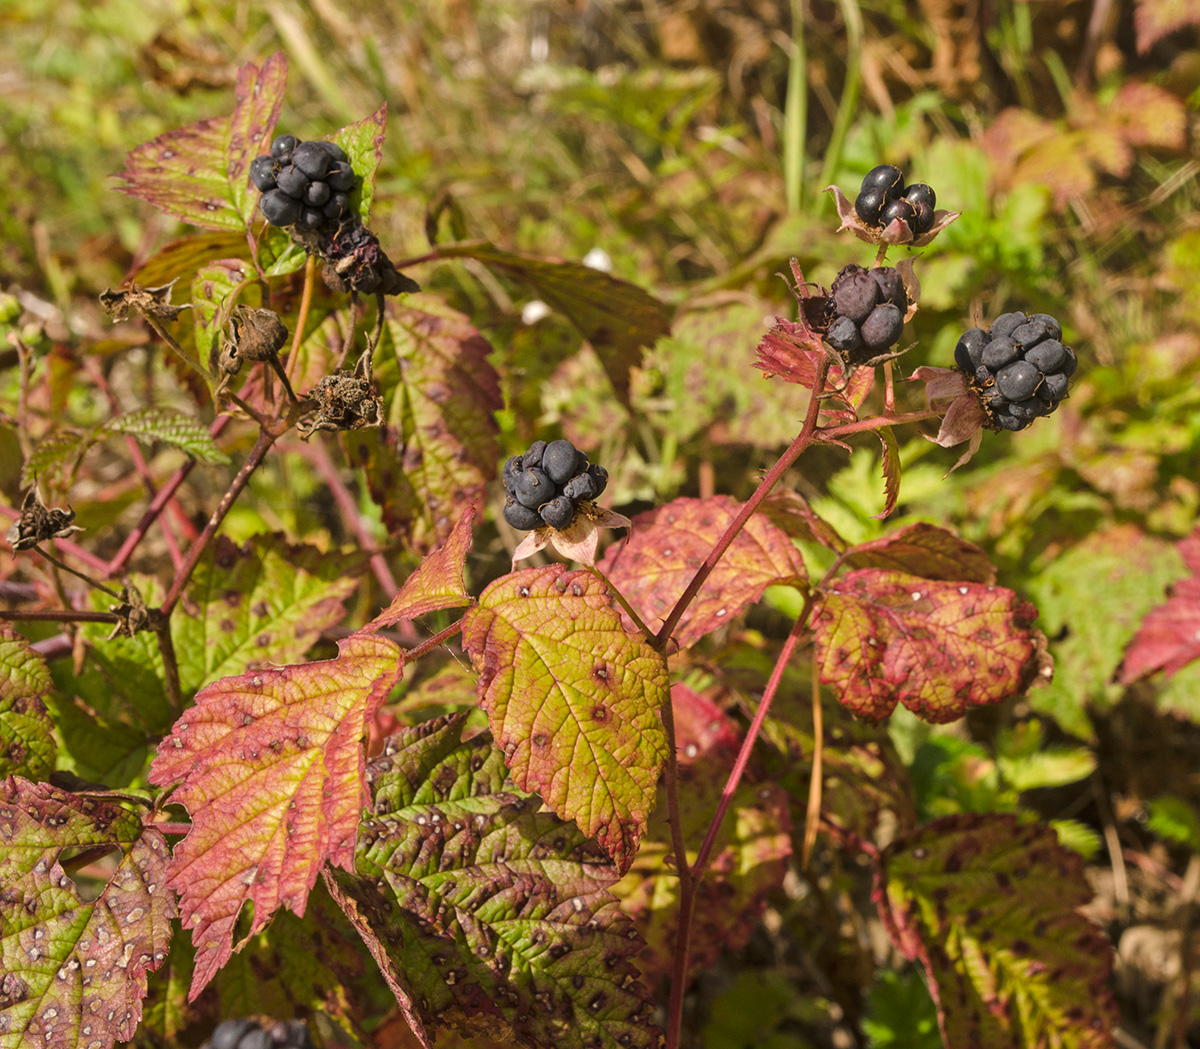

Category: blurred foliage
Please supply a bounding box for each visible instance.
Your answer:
[4,0,1200,1047]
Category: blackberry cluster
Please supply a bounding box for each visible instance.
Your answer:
[854,165,936,236]
[826,264,907,361]
[502,439,608,531]
[204,1019,312,1049]
[954,312,1077,431]
[251,134,357,233]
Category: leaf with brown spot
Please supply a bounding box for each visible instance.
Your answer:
[838,523,996,584]
[349,296,501,554]
[595,495,809,649]
[1118,526,1200,683]
[116,52,287,231]
[0,627,55,780]
[461,566,669,873]
[433,241,672,403]
[334,714,661,1049]
[147,633,403,999]
[874,814,1118,1049]
[0,777,174,1049]
[362,504,478,634]
[813,570,1043,723]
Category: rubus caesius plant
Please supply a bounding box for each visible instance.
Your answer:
[0,52,1119,1049]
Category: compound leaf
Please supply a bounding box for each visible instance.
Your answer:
[331,103,386,226]
[1118,526,1200,682]
[838,523,997,584]
[0,627,56,780]
[334,714,662,1049]
[874,814,1118,1049]
[433,240,672,403]
[363,504,477,633]
[117,52,287,231]
[105,407,230,466]
[461,566,669,873]
[595,496,808,649]
[0,777,173,1049]
[147,633,403,1000]
[814,570,1044,723]
[350,296,501,554]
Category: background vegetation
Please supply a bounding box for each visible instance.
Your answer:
[3,0,1200,1046]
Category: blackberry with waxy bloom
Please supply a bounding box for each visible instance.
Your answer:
[502,439,608,532]
[251,133,356,234]
[825,263,908,364]
[954,311,1077,431]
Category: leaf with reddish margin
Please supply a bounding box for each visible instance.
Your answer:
[1118,527,1200,683]
[147,633,403,1000]
[813,570,1043,723]
[839,523,997,584]
[333,714,661,1049]
[0,627,55,780]
[874,813,1118,1049]
[117,52,287,231]
[460,565,669,873]
[193,258,255,375]
[875,426,901,520]
[0,777,174,1049]
[753,318,873,418]
[596,495,809,649]
[433,240,672,403]
[349,296,501,554]
[362,504,477,634]
[330,103,387,226]
[759,489,848,552]
[1134,0,1200,52]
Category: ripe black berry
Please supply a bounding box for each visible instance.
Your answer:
[297,207,325,231]
[1024,340,1066,373]
[292,141,332,180]
[902,183,936,210]
[1029,313,1063,341]
[880,197,917,230]
[989,312,1026,340]
[1041,372,1069,400]
[954,328,988,373]
[271,134,299,158]
[504,496,542,531]
[260,190,300,226]
[854,187,888,227]
[326,161,356,193]
[861,164,904,197]
[587,463,609,495]
[323,193,350,220]
[995,359,1040,401]
[250,156,277,192]
[240,1030,272,1049]
[304,181,331,207]
[908,199,935,235]
[826,315,863,352]
[870,267,907,312]
[503,455,523,489]
[542,440,581,485]
[860,303,903,350]
[275,165,309,199]
[212,1020,257,1049]
[316,140,347,162]
[540,495,574,530]
[981,336,1019,371]
[523,440,547,469]
[1060,346,1078,377]
[514,467,551,508]
[831,266,879,325]
[563,472,598,502]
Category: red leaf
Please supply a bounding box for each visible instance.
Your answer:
[759,489,848,552]
[874,425,901,520]
[838,522,997,584]
[147,633,403,999]
[669,683,740,764]
[1119,527,1200,682]
[753,319,869,412]
[361,503,478,633]
[117,53,287,231]
[595,495,808,649]
[813,570,1044,723]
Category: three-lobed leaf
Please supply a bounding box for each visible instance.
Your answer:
[0,778,174,1049]
[874,814,1118,1049]
[334,714,662,1049]
[461,565,670,874]
[596,495,808,649]
[147,633,403,999]
[0,627,56,780]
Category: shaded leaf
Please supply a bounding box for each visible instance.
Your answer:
[0,777,173,1049]
[105,407,230,465]
[350,296,501,554]
[19,432,85,491]
[875,426,901,521]
[759,489,848,552]
[363,504,477,633]
[147,633,404,999]
[813,569,1045,723]
[0,627,55,780]
[1118,527,1200,683]
[116,52,287,231]
[838,523,996,584]
[595,495,808,649]
[874,814,1118,1049]
[132,232,251,288]
[331,103,387,226]
[461,565,669,873]
[335,714,662,1049]
[193,259,255,376]
[434,240,672,402]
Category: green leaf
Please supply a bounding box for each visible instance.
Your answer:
[335,714,662,1049]
[875,814,1118,1049]
[331,103,387,226]
[116,52,287,231]
[105,407,230,465]
[1146,794,1200,850]
[461,565,670,873]
[192,258,257,375]
[20,431,85,490]
[0,778,174,1049]
[0,626,55,780]
[349,295,501,554]
[433,240,672,403]
[148,633,403,1000]
[861,968,942,1049]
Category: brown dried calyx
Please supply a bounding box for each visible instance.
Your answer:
[293,219,420,297]
[107,581,160,640]
[296,352,383,439]
[99,279,191,323]
[215,305,296,400]
[5,490,83,550]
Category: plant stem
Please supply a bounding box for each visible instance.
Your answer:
[802,651,824,866]
[816,0,863,203]
[783,0,807,213]
[588,565,655,643]
[286,254,316,386]
[0,610,119,624]
[818,406,943,441]
[33,547,122,599]
[160,428,277,616]
[404,619,464,662]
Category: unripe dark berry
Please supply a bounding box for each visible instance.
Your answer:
[543,440,581,485]
[870,267,907,313]
[860,303,903,349]
[831,266,879,324]
[826,315,863,352]
[540,495,575,530]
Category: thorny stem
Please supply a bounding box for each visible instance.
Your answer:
[160,428,278,616]
[667,614,809,1049]
[802,651,824,867]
